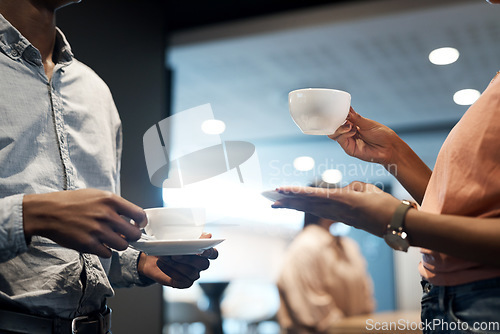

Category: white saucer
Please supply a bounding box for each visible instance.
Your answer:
[130,238,224,256]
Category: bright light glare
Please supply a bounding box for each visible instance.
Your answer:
[201,119,226,135]
[163,181,303,227]
[293,156,315,172]
[322,169,342,184]
[453,89,480,106]
[428,47,459,65]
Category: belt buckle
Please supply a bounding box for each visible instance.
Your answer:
[71,315,90,334]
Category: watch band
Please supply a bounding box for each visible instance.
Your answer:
[384,200,416,252]
[389,200,413,232]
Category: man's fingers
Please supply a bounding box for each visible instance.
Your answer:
[132,215,147,229]
[158,263,200,283]
[200,248,218,259]
[99,228,130,251]
[87,241,113,258]
[110,194,147,228]
[106,213,142,241]
[157,256,209,281]
[199,232,212,239]
[154,261,195,288]
[95,246,113,258]
[169,255,211,271]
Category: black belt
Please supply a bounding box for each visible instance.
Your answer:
[0,307,111,334]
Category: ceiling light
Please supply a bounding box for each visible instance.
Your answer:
[293,156,315,172]
[453,89,480,105]
[201,119,226,135]
[322,169,343,184]
[428,47,459,65]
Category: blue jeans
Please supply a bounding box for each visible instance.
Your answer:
[421,277,500,334]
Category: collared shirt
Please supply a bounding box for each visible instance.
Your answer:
[0,14,148,318]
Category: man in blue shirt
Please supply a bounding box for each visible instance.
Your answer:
[0,1,217,332]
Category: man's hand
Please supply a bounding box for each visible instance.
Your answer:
[23,189,146,258]
[138,233,219,288]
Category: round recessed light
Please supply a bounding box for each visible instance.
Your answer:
[453,89,480,106]
[322,169,342,184]
[293,156,315,172]
[429,47,459,65]
[201,119,226,135]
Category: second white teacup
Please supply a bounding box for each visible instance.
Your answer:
[144,207,205,240]
[289,88,351,135]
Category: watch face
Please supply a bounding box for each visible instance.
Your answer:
[384,233,410,252]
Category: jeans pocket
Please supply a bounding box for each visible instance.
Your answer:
[448,290,500,334]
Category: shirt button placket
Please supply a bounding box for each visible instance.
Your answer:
[49,75,74,190]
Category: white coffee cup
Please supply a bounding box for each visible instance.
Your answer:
[144,207,205,240]
[289,88,351,135]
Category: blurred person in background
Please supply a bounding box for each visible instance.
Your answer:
[277,182,375,334]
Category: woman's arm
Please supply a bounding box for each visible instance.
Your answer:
[388,138,432,204]
[405,209,500,266]
[273,183,500,267]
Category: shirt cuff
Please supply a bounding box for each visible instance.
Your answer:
[108,247,155,288]
[0,194,29,262]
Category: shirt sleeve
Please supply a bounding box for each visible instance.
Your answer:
[108,248,155,288]
[0,194,29,263]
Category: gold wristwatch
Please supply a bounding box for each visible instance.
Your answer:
[383,200,417,252]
